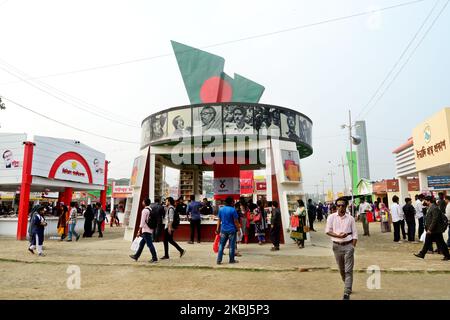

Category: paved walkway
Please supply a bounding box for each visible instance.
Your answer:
[1,221,448,273]
[1,221,449,299]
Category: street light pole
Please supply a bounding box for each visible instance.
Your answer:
[320,179,326,202]
[341,110,360,217]
[349,110,354,217]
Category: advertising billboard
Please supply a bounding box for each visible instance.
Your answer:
[427,176,450,190]
[0,133,26,184]
[413,108,450,172]
[32,136,105,186]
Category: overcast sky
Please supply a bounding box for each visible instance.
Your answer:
[0,0,449,194]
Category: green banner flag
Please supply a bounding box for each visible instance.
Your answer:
[232,73,265,103]
[171,41,225,104]
[346,151,359,195]
[218,73,265,103]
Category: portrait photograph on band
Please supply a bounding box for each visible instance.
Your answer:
[224,105,255,135]
[140,118,151,147]
[193,105,222,136]
[168,109,192,138]
[280,110,300,141]
[149,113,168,142]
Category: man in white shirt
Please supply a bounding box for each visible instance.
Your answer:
[129,198,158,263]
[325,197,358,300]
[358,198,371,236]
[391,195,404,243]
[414,194,425,239]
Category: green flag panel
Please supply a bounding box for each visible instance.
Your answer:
[346,151,359,195]
[171,41,225,104]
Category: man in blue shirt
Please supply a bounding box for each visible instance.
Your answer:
[216,197,240,264]
[187,195,203,244]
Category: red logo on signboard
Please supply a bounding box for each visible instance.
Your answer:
[48,152,93,183]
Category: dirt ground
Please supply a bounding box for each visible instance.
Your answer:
[1,221,449,300]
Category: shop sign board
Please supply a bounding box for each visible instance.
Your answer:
[240,170,254,194]
[373,181,387,194]
[255,180,267,193]
[213,177,240,195]
[32,136,105,185]
[281,150,301,183]
[386,179,399,192]
[427,176,450,190]
[112,185,133,198]
[413,108,450,172]
[0,133,26,184]
[408,179,420,191]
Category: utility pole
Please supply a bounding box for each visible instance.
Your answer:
[320,179,326,202]
[348,111,354,216]
[328,170,335,199]
[313,184,319,202]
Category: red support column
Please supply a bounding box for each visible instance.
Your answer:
[58,191,64,204]
[17,142,35,240]
[64,187,73,205]
[100,161,109,232]
[100,160,108,211]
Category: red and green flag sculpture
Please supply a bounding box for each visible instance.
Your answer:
[171,40,264,104]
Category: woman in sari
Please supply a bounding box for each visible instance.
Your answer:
[56,203,68,241]
[253,200,267,245]
[379,203,392,233]
[291,199,307,248]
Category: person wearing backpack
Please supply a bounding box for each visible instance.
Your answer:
[161,197,185,260]
[151,198,166,243]
[414,196,450,261]
[129,198,158,263]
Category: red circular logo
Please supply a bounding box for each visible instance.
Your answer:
[200,76,232,103]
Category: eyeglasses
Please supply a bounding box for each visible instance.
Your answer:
[336,204,346,207]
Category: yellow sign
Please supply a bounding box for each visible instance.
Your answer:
[413,108,450,171]
[326,190,334,202]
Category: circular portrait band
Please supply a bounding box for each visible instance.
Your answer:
[141,103,313,159]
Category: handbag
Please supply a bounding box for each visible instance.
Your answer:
[213,234,220,253]
[130,236,142,252]
[290,215,299,228]
[290,231,303,240]
[303,225,310,233]
[419,231,426,242]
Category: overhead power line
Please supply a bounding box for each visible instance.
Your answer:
[0,0,428,84]
[356,0,440,120]
[1,95,139,145]
[0,59,140,128]
[358,0,449,120]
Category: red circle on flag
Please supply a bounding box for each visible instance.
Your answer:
[200,76,232,103]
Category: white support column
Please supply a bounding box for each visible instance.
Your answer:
[265,139,273,202]
[149,153,156,201]
[398,176,409,205]
[418,171,428,192]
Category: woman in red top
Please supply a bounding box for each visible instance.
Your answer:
[240,203,252,244]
